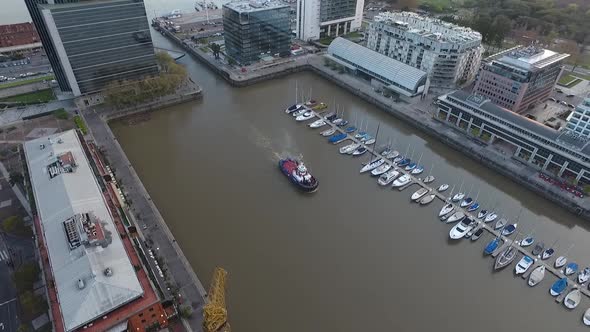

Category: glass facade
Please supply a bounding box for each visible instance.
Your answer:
[223,3,291,65]
[24,0,76,92]
[43,0,158,95]
[320,0,357,22]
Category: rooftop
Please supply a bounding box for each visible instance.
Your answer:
[327,37,427,95]
[24,130,143,332]
[443,90,590,155]
[495,45,569,70]
[373,11,481,44]
[223,0,289,13]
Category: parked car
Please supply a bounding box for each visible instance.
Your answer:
[549,97,556,102]
[561,101,568,106]
[556,88,563,93]
[566,94,575,98]
[567,103,575,109]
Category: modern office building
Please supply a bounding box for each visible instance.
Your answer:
[473,46,569,113]
[24,0,74,92]
[32,0,158,96]
[366,12,483,87]
[326,37,428,98]
[296,0,364,41]
[223,0,291,65]
[566,98,590,138]
[436,90,590,185]
[24,130,145,331]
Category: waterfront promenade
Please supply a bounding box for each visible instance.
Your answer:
[83,107,207,332]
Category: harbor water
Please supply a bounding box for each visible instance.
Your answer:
[4,0,590,330]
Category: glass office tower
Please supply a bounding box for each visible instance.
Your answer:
[37,0,158,96]
[223,1,291,65]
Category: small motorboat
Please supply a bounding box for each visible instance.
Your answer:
[337,120,349,127]
[420,194,436,205]
[451,192,465,202]
[352,146,368,156]
[532,242,545,256]
[555,256,567,269]
[494,246,517,270]
[439,203,454,217]
[471,228,484,241]
[397,159,411,167]
[292,108,308,117]
[541,247,555,260]
[564,289,581,309]
[320,128,336,136]
[449,217,475,239]
[377,170,399,186]
[380,147,392,157]
[328,133,347,144]
[579,268,590,284]
[438,184,449,192]
[515,255,534,275]
[423,175,435,183]
[392,174,411,188]
[312,102,327,110]
[323,112,336,120]
[309,119,326,128]
[528,265,545,287]
[583,308,590,326]
[392,156,404,164]
[360,159,385,173]
[364,138,376,145]
[460,197,473,208]
[466,202,480,212]
[484,212,498,223]
[332,118,343,125]
[484,237,502,255]
[339,143,360,154]
[411,166,424,175]
[494,218,507,230]
[550,278,568,296]
[371,163,392,176]
[345,126,357,133]
[501,223,517,236]
[405,163,417,171]
[565,262,579,276]
[466,224,481,238]
[411,188,429,201]
[477,210,488,219]
[520,235,534,247]
[354,131,368,139]
[304,99,317,107]
[285,104,304,114]
[360,135,372,142]
[446,211,465,224]
[385,150,399,159]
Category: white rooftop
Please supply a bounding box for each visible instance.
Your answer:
[24,130,142,332]
[223,0,288,13]
[498,46,569,70]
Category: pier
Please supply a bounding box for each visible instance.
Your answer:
[300,106,590,306]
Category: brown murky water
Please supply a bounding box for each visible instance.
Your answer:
[4,0,589,330]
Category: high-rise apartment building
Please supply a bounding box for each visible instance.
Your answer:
[473,46,569,113]
[566,99,590,138]
[24,0,75,92]
[296,0,364,41]
[366,12,483,87]
[223,0,291,65]
[27,0,158,96]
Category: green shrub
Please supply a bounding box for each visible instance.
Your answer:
[53,108,69,120]
[73,116,88,135]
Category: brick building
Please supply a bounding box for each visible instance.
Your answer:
[0,22,39,48]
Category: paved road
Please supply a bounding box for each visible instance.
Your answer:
[82,109,206,332]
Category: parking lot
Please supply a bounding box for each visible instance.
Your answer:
[0,51,52,82]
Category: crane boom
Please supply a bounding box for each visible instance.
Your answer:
[203,267,230,332]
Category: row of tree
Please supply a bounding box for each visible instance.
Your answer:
[104,52,188,109]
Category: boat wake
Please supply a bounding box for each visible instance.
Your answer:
[247,124,303,162]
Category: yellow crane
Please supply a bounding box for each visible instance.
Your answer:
[203,267,230,332]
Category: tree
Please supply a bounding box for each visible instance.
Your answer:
[556,40,582,71]
[210,43,221,59]
[491,15,512,46]
[2,215,30,236]
[180,304,193,318]
[397,0,417,10]
[13,262,40,292]
[9,172,24,186]
[17,324,30,332]
[19,291,47,319]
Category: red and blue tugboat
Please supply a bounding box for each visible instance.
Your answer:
[278,158,318,193]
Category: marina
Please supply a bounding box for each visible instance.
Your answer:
[285,100,590,322]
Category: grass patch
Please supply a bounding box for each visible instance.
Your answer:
[0,89,55,104]
[343,31,362,39]
[73,115,88,135]
[318,37,335,45]
[0,75,54,90]
[558,73,582,87]
[53,108,68,120]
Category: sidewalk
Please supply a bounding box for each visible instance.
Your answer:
[0,99,75,127]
